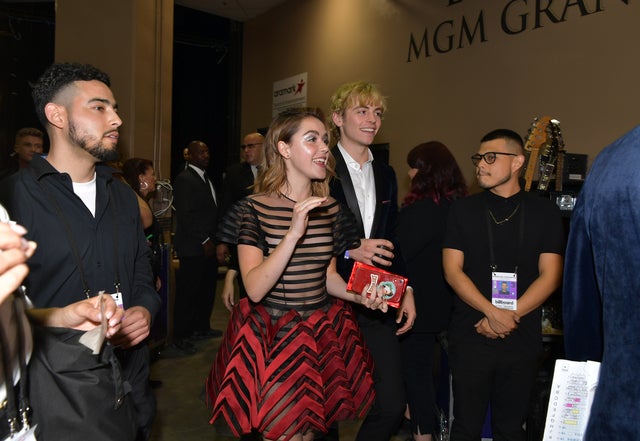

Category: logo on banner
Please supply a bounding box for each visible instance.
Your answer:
[272,72,308,117]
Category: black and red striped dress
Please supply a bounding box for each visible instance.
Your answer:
[206,194,375,440]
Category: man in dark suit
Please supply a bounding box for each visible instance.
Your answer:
[215,132,264,310]
[172,140,221,353]
[218,132,264,217]
[327,81,416,441]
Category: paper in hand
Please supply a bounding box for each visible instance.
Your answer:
[79,291,108,354]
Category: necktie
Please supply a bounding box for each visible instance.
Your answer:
[203,172,217,205]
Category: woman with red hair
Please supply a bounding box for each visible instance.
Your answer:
[398,141,467,441]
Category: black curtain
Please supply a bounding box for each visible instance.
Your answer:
[171,5,241,188]
[0,3,55,169]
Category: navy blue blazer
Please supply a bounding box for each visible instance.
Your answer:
[173,166,218,258]
[563,125,640,440]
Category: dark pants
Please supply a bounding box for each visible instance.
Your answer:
[401,331,439,436]
[174,255,217,339]
[449,343,540,441]
[354,314,406,441]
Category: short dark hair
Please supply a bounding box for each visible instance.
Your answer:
[32,62,111,127]
[480,128,524,151]
[185,140,208,156]
[122,157,154,196]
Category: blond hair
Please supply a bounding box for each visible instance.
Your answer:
[328,81,387,141]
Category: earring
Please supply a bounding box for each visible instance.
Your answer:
[140,181,149,190]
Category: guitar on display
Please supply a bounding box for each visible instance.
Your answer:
[521,116,565,192]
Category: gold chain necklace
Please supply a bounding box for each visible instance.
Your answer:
[489,203,520,225]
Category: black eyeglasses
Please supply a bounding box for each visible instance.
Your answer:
[241,142,263,149]
[470,151,517,166]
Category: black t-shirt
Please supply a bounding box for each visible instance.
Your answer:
[443,190,565,352]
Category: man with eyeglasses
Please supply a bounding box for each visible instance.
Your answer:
[216,132,264,312]
[442,128,564,441]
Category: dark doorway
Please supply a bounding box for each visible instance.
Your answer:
[0,3,241,184]
[171,5,241,187]
[0,2,55,170]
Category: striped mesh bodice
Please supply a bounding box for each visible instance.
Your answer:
[217,193,359,311]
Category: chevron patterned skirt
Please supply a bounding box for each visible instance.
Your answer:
[205,297,375,440]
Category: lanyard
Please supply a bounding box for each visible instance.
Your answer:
[485,199,525,273]
[36,174,121,297]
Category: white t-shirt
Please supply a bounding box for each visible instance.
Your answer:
[72,172,97,216]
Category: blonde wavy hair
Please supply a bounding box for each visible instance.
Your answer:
[254,108,336,198]
[328,81,388,142]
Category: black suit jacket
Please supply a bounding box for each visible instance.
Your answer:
[330,147,406,298]
[220,162,254,217]
[173,166,218,257]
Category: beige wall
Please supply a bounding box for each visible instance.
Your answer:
[54,0,174,180]
[241,0,640,197]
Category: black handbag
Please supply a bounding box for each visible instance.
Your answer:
[27,325,137,441]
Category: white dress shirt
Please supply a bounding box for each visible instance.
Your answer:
[337,143,376,238]
[188,164,217,205]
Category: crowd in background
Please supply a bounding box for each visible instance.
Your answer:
[0,61,635,441]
